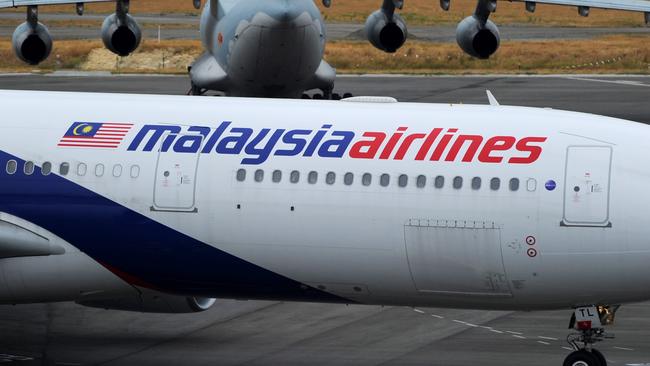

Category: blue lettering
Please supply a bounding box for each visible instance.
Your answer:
[318,131,355,158]
[127,125,182,152]
[216,128,252,154]
[242,128,285,165]
[275,129,311,156]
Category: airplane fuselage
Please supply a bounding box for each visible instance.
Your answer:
[1,91,649,311]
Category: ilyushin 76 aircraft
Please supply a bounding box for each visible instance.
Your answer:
[2,0,650,97]
[0,89,647,366]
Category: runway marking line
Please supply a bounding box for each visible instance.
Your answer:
[564,76,650,88]
[537,341,551,345]
[512,335,527,339]
[506,331,524,335]
[614,347,635,351]
[413,308,425,314]
[431,314,444,319]
[539,336,559,341]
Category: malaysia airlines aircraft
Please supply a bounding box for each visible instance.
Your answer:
[0,89,647,366]
[3,0,650,98]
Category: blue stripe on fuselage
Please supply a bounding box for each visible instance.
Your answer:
[0,151,348,303]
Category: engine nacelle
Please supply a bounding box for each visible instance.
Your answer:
[364,9,408,53]
[101,13,141,57]
[456,16,500,59]
[79,293,217,314]
[12,21,52,65]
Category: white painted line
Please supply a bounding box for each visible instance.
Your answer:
[563,347,574,351]
[506,331,524,335]
[614,346,635,351]
[480,326,493,330]
[539,336,559,341]
[464,322,479,327]
[490,329,504,334]
[512,335,527,339]
[537,341,551,345]
[413,308,425,314]
[564,76,650,87]
[452,320,467,325]
[431,314,444,319]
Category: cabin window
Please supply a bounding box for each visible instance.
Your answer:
[453,176,463,190]
[236,169,246,182]
[6,160,17,175]
[77,163,87,176]
[254,169,264,182]
[398,174,408,188]
[290,170,300,184]
[23,161,34,175]
[380,174,390,187]
[471,177,481,190]
[130,165,140,179]
[112,164,123,178]
[527,178,537,192]
[434,175,445,189]
[490,178,500,191]
[41,162,52,176]
[510,178,520,191]
[362,173,372,186]
[326,172,336,185]
[95,164,104,177]
[59,162,70,176]
[272,170,282,183]
[416,175,426,188]
[308,171,318,184]
[344,172,354,186]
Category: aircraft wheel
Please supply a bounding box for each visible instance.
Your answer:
[563,350,603,366]
[343,92,353,99]
[591,349,607,366]
[301,94,311,99]
[332,93,341,100]
[313,94,323,100]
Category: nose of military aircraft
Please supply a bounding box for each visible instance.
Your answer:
[227,0,326,97]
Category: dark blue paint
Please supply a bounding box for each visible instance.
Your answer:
[545,180,557,191]
[0,151,348,303]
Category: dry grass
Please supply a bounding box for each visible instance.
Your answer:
[0,36,648,74]
[1,0,647,27]
[326,35,650,73]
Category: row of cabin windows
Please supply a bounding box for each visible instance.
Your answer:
[6,160,141,179]
[236,169,531,192]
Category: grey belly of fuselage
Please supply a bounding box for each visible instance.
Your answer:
[191,0,335,98]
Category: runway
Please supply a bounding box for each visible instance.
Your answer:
[0,74,649,366]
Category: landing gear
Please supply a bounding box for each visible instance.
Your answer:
[563,306,619,366]
[300,91,353,100]
[187,82,206,96]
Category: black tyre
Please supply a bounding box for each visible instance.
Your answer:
[343,92,353,99]
[332,93,341,100]
[563,350,603,366]
[301,94,311,99]
[591,349,607,366]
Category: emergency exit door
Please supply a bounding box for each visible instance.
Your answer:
[152,134,203,212]
[562,146,612,227]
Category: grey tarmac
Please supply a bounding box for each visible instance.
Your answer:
[0,74,649,366]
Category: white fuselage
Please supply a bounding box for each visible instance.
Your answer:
[0,91,649,311]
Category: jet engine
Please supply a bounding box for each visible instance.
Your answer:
[456,15,500,59]
[101,12,141,57]
[12,21,52,65]
[79,293,217,314]
[364,9,408,53]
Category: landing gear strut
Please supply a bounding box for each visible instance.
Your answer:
[563,305,618,366]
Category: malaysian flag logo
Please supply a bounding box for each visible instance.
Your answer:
[58,122,133,148]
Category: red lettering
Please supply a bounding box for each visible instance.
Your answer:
[415,128,442,161]
[380,127,408,160]
[395,133,426,160]
[430,129,458,161]
[478,136,516,163]
[349,132,386,159]
[509,137,547,164]
[445,135,483,162]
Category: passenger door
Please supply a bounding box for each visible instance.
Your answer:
[562,146,612,227]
